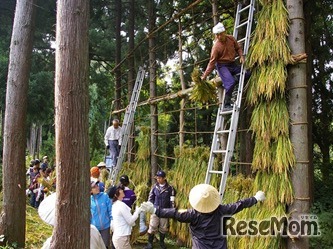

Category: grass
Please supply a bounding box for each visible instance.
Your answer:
[26,205,53,248]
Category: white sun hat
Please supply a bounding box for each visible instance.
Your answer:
[38,193,56,226]
[212,22,226,34]
[189,184,220,213]
[97,161,107,167]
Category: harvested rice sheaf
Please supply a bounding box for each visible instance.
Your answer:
[189,67,217,103]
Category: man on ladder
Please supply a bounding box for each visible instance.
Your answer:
[104,119,122,168]
[201,22,250,110]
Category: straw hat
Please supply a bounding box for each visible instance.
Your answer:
[189,184,220,213]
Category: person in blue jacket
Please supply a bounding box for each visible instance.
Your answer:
[91,180,112,249]
[142,184,265,249]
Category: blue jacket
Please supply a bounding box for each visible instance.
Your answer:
[90,192,112,231]
[148,181,176,208]
[156,197,257,249]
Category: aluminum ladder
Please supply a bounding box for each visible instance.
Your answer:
[205,0,255,199]
[108,66,145,183]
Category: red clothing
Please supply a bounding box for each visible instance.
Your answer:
[203,35,243,78]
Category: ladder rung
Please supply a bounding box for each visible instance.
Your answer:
[235,20,249,29]
[208,170,224,174]
[238,4,251,13]
[237,37,246,44]
[220,109,233,115]
[213,150,227,154]
[217,130,230,134]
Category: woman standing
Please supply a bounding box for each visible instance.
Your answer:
[111,185,141,249]
[91,181,112,249]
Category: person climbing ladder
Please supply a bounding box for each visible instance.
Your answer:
[201,22,250,110]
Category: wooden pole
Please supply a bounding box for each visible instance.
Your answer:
[287,0,310,248]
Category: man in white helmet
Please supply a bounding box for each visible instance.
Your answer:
[201,22,250,109]
[141,184,265,249]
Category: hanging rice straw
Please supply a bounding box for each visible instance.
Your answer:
[189,67,217,103]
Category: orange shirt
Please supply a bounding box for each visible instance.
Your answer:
[203,35,243,78]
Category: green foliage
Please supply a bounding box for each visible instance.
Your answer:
[39,131,55,165]
[310,203,333,249]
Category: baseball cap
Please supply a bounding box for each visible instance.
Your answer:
[120,175,129,184]
[156,170,166,178]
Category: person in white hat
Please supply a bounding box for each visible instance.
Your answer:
[141,184,265,249]
[201,22,251,110]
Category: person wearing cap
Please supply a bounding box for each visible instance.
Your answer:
[201,22,251,110]
[91,166,105,192]
[104,119,122,167]
[97,161,107,170]
[26,159,35,176]
[41,156,49,170]
[119,175,137,208]
[91,180,113,248]
[141,184,265,249]
[145,170,176,249]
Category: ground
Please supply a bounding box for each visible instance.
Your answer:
[26,205,188,249]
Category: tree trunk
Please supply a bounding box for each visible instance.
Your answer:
[148,0,158,183]
[114,0,122,113]
[50,0,90,248]
[36,124,42,159]
[127,0,135,163]
[211,0,219,24]
[287,0,310,248]
[27,123,37,157]
[0,0,37,247]
[178,20,186,148]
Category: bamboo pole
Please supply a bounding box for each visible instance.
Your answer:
[112,77,221,115]
[178,19,186,147]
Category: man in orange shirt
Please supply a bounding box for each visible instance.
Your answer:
[201,22,250,109]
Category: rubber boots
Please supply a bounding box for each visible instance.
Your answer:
[224,95,233,111]
[159,233,167,249]
[145,233,154,249]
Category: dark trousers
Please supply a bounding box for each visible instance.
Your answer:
[216,62,251,96]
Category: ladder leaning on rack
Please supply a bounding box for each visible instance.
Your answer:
[204,0,255,199]
[106,66,145,184]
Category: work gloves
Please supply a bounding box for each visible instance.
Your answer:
[254,191,266,202]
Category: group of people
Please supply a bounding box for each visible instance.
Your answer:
[89,167,175,249]
[26,156,55,208]
[89,167,265,249]
[91,21,254,249]
[39,22,262,249]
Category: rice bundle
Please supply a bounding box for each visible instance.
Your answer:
[246,62,287,104]
[189,67,217,103]
[243,0,295,248]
